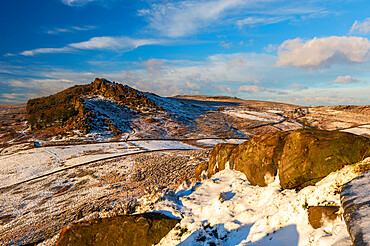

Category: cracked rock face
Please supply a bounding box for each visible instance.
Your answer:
[279,129,370,190]
[341,170,370,246]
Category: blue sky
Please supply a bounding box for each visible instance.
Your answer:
[1,0,370,105]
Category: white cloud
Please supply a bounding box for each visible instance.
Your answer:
[185,81,201,89]
[219,41,233,48]
[236,16,289,28]
[289,83,307,90]
[134,58,166,78]
[46,26,95,35]
[274,87,369,106]
[19,36,163,56]
[138,0,255,37]
[276,36,370,69]
[227,56,246,69]
[332,75,360,85]
[349,18,370,35]
[264,44,277,53]
[139,0,328,38]
[20,47,73,56]
[62,0,100,6]
[69,36,160,50]
[219,86,234,94]
[239,85,265,93]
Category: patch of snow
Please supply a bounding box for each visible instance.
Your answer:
[268,110,284,114]
[195,139,246,147]
[341,127,370,136]
[358,124,370,128]
[273,121,302,131]
[131,140,200,151]
[138,162,365,245]
[223,109,284,122]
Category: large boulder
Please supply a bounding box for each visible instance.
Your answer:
[208,143,238,177]
[56,212,179,246]
[341,170,370,246]
[279,129,370,189]
[229,132,289,186]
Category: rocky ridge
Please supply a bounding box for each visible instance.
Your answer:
[26,78,164,136]
[205,129,370,189]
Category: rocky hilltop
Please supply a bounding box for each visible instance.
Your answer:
[26,78,164,136]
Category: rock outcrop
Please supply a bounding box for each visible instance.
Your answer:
[207,143,238,177]
[194,161,209,180]
[341,170,370,246]
[307,206,340,229]
[230,132,288,186]
[26,78,163,135]
[56,212,179,246]
[204,129,370,190]
[279,129,370,189]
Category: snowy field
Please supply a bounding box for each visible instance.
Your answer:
[223,110,284,122]
[0,141,201,188]
[0,142,140,187]
[195,139,247,147]
[131,140,201,151]
[137,159,370,246]
[341,124,370,136]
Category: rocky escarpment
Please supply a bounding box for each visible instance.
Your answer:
[56,212,179,246]
[26,78,164,135]
[203,129,370,189]
[341,170,370,246]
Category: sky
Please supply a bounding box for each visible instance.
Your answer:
[1,0,370,106]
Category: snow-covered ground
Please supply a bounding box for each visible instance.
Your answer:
[223,110,284,122]
[341,124,370,136]
[195,139,247,147]
[0,141,202,188]
[131,140,201,151]
[0,142,140,187]
[138,159,370,245]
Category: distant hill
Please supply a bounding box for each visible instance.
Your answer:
[27,78,164,135]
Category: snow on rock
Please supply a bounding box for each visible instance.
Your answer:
[341,169,370,245]
[137,161,369,245]
[131,140,201,151]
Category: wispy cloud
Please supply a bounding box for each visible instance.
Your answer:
[276,36,370,69]
[133,58,166,78]
[62,0,102,7]
[46,25,95,35]
[349,18,370,35]
[139,0,329,38]
[70,36,161,50]
[20,47,73,56]
[138,0,245,37]
[331,75,360,85]
[17,36,164,56]
[239,85,265,93]
[289,83,308,90]
[236,16,290,28]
